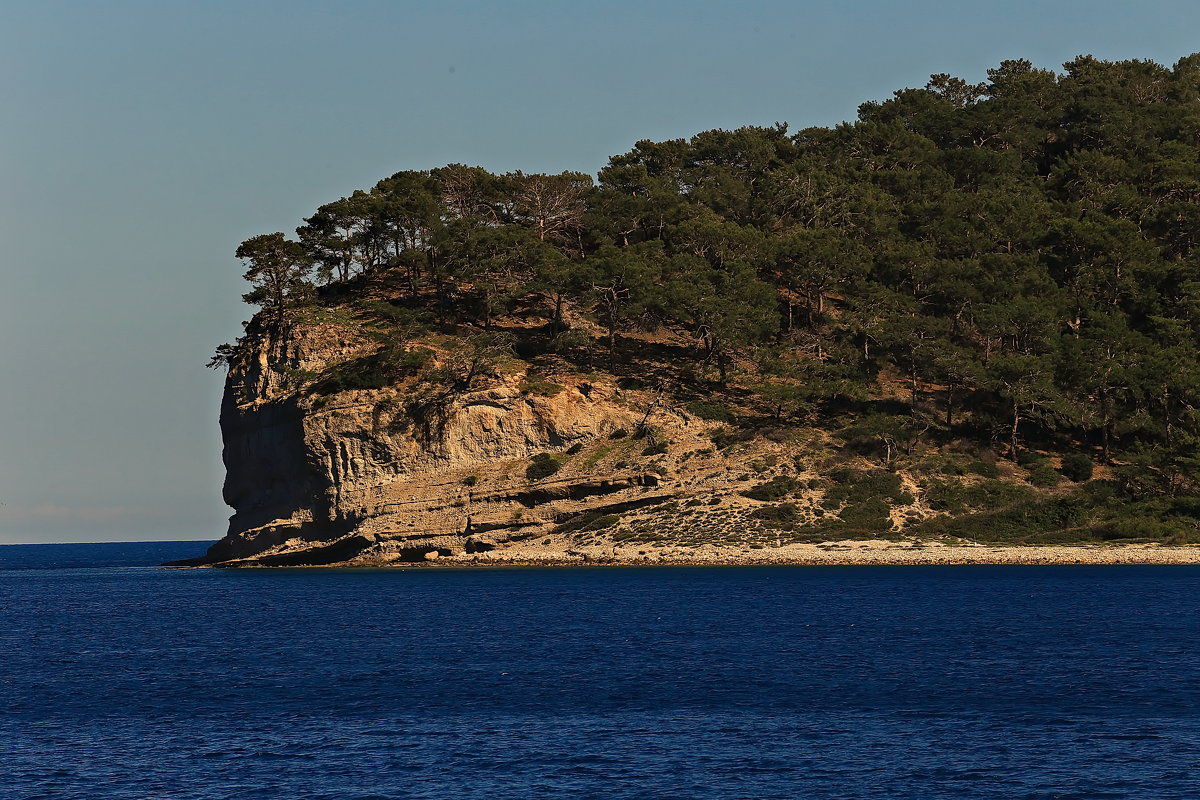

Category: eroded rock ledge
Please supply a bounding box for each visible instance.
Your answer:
[195,322,708,566]
[191,320,1194,569]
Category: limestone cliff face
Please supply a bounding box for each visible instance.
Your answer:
[200,316,953,568]
[204,321,669,565]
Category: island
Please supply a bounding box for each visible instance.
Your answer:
[189,54,1200,567]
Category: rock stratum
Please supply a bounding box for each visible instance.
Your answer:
[192,317,909,567]
[200,320,689,566]
[188,316,1200,569]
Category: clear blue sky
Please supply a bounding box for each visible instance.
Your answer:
[2,0,1198,543]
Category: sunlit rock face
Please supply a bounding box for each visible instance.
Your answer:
[204,321,676,566]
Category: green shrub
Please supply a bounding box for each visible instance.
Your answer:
[642,440,669,456]
[582,444,613,469]
[838,497,893,531]
[310,346,434,395]
[911,487,1119,544]
[1072,519,1170,542]
[392,347,435,371]
[279,365,320,390]
[937,457,968,476]
[1060,453,1094,482]
[609,428,628,439]
[823,470,910,506]
[565,443,583,455]
[837,413,921,463]
[1029,464,1060,488]
[1017,451,1049,469]
[526,453,561,481]
[1082,479,1117,503]
[742,476,799,501]
[710,426,754,450]
[751,503,800,528]
[552,510,621,536]
[463,475,479,487]
[520,379,565,397]
[925,479,1032,513]
[687,400,735,422]
[967,460,1000,478]
[582,514,620,531]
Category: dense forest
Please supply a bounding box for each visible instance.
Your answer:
[218,54,1200,524]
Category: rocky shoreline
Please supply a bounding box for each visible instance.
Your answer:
[202,318,1200,571]
[188,540,1200,568]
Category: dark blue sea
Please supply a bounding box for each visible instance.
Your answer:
[4,542,1200,799]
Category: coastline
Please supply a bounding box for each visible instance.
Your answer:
[191,540,1200,568]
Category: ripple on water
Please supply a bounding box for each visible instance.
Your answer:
[4,563,1200,799]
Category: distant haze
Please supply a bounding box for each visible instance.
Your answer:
[3,0,1199,543]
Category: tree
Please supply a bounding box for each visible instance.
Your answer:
[506,170,592,253]
[370,170,442,295]
[987,353,1063,460]
[530,246,584,333]
[295,192,384,284]
[235,233,313,323]
[585,242,665,362]
[217,53,1200,510]
[880,314,950,409]
[440,222,554,329]
[674,262,778,382]
[773,227,870,329]
[1058,313,1146,462]
[930,342,984,428]
[753,346,861,420]
[432,163,506,222]
[430,331,515,392]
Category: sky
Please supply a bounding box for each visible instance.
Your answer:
[3,0,1199,544]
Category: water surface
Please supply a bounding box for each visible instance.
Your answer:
[4,543,1199,798]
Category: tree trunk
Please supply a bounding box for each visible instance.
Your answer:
[435,273,446,324]
[1164,389,1174,446]
[1010,404,1021,462]
[607,316,617,366]
[552,293,564,334]
[785,281,795,333]
[1101,391,1111,464]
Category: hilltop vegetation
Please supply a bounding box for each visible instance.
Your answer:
[215,54,1200,545]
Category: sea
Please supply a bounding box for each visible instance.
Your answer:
[4,541,1200,799]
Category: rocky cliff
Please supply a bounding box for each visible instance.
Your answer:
[198,313,1104,567]
[201,319,709,565]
